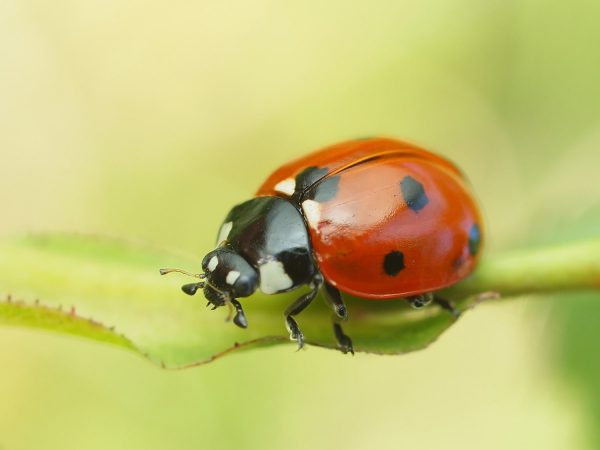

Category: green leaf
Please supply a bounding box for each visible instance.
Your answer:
[0,234,598,368]
[0,299,138,352]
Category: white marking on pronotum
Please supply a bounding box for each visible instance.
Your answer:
[208,256,219,272]
[274,178,296,196]
[301,199,321,230]
[225,270,241,285]
[259,260,293,294]
[217,221,233,244]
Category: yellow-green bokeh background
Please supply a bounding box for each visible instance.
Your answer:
[1,1,600,449]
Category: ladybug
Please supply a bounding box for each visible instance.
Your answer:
[161,137,483,354]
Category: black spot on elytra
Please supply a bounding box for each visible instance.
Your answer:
[294,166,329,194]
[452,255,465,269]
[383,250,405,276]
[468,224,481,256]
[400,176,429,212]
[305,176,340,202]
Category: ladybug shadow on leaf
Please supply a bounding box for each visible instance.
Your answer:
[240,289,488,356]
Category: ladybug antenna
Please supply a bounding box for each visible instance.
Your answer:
[159,268,206,279]
[160,268,207,297]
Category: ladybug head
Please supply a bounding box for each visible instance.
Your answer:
[200,247,258,300]
[160,247,258,328]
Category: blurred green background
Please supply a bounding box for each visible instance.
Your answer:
[1,1,600,449]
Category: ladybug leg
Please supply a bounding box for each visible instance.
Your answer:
[406,293,433,309]
[332,322,354,355]
[433,296,461,318]
[230,299,248,328]
[284,275,323,350]
[322,283,354,355]
[323,282,348,320]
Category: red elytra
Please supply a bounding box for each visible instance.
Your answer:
[257,137,483,299]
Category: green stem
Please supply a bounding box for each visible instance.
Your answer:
[446,239,600,298]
